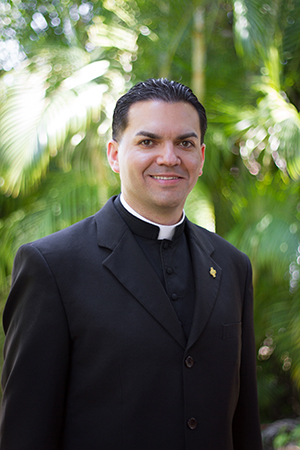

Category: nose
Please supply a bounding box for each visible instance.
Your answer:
[156,143,180,166]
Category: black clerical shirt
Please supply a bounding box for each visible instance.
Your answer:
[114,196,195,340]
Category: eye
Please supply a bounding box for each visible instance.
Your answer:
[180,140,194,148]
[139,139,154,147]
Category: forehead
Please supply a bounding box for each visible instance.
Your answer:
[125,100,201,136]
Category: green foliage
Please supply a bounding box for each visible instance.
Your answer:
[273,422,300,448]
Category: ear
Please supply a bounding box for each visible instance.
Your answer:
[107,140,120,173]
[198,144,206,177]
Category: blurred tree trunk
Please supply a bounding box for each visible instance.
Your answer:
[191,6,205,102]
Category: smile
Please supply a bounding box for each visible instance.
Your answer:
[151,176,180,180]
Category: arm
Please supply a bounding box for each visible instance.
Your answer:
[0,244,70,450]
[232,257,263,450]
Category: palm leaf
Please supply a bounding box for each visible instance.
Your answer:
[0,55,110,196]
[233,0,278,58]
[0,169,116,290]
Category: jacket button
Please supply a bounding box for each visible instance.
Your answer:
[166,267,173,275]
[185,356,194,368]
[187,417,197,429]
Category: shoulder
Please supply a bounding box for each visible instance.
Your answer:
[15,197,118,266]
[187,220,247,257]
[186,219,251,276]
[24,197,117,253]
[27,214,97,255]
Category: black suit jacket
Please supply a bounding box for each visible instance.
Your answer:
[0,197,263,450]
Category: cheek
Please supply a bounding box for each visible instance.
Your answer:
[119,155,145,183]
[185,155,203,175]
[127,153,154,174]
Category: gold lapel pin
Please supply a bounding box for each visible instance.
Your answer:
[209,267,217,278]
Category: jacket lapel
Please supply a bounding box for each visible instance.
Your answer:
[185,221,222,350]
[95,198,186,349]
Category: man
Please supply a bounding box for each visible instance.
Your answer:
[0,78,263,449]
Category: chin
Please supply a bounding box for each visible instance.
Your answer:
[154,200,183,211]
[156,196,185,208]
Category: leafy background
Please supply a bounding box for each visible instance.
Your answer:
[0,0,300,431]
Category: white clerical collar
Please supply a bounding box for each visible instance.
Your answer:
[120,193,185,240]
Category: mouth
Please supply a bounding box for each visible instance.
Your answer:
[151,175,181,180]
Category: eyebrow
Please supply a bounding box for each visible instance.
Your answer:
[135,131,199,140]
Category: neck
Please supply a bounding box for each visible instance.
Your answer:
[120,194,184,226]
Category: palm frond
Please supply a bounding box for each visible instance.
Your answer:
[0,169,113,290]
[226,176,299,276]
[233,0,278,58]
[236,85,300,179]
[0,58,110,196]
[211,83,300,180]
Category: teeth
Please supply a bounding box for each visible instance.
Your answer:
[152,176,178,180]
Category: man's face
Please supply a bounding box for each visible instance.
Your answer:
[107,100,205,224]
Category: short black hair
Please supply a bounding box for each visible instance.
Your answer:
[112,78,207,144]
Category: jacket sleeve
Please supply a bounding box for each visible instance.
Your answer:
[232,257,263,450]
[0,244,70,450]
